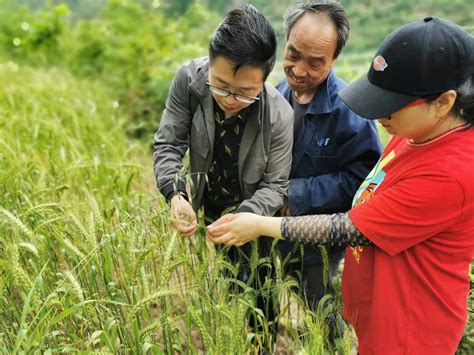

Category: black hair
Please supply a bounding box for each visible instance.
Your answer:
[209,4,276,81]
[453,75,474,124]
[284,1,349,59]
[452,93,474,125]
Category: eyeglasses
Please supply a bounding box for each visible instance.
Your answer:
[206,82,260,104]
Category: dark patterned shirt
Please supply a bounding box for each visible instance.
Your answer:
[203,101,248,220]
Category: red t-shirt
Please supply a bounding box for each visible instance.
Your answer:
[345,125,474,354]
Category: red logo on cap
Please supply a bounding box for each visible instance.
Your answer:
[373,55,388,72]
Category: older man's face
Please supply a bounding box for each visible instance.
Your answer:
[283,13,338,96]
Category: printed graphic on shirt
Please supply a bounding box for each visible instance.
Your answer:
[350,149,396,263]
[352,149,395,207]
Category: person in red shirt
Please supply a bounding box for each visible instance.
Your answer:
[207,17,474,354]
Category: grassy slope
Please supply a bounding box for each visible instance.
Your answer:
[0,63,470,353]
[0,64,348,353]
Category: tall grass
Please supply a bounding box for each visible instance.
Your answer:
[0,62,343,353]
[1,62,472,354]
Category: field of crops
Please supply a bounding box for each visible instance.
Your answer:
[1,60,472,355]
[0,1,472,353]
[0,63,353,353]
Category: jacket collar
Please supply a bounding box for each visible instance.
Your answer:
[188,57,211,102]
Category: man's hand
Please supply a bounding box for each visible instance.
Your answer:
[280,202,291,217]
[170,194,197,237]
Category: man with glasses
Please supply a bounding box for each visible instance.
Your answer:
[154,7,292,340]
[153,4,293,243]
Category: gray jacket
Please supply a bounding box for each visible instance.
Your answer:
[153,57,293,217]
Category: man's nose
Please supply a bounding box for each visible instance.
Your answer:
[223,94,237,104]
[292,61,307,77]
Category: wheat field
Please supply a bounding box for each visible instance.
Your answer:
[0,62,471,354]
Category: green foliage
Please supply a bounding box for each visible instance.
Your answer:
[1,0,472,139]
[0,1,472,352]
[203,0,474,53]
[0,3,68,66]
[342,0,474,52]
[0,62,336,353]
[0,63,244,352]
[0,1,219,139]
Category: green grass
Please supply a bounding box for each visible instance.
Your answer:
[0,63,339,353]
[0,62,471,354]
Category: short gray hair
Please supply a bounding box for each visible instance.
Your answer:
[284,1,350,59]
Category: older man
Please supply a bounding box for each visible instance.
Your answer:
[276,1,382,310]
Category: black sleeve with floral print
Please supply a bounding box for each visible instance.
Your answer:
[281,213,373,247]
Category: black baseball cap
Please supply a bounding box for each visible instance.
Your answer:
[339,17,474,119]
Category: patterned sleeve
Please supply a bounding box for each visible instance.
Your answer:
[281,213,372,247]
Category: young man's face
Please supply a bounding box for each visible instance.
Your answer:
[283,13,338,96]
[208,56,264,117]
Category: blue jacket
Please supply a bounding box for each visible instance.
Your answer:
[276,70,382,263]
